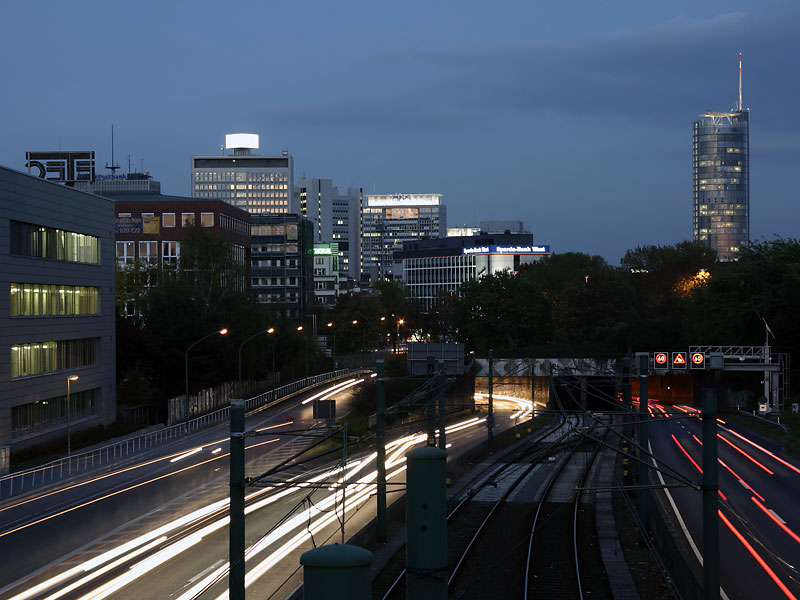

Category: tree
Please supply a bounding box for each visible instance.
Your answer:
[453,271,550,352]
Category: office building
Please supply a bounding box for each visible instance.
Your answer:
[109,193,251,313]
[250,214,314,319]
[296,178,362,279]
[312,243,347,307]
[393,233,550,311]
[0,165,116,464]
[361,193,446,281]
[693,54,749,261]
[192,134,294,215]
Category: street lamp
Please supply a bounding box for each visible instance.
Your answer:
[396,318,405,353]
[267,327,276,376]
[297,325,308,377]
[326,322,335,367]
[238,327,275,385]
[66,375,79,456]
[185,328,228,434]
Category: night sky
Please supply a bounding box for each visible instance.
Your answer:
[2,0,798,263]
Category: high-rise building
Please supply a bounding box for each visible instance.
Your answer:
[692,54,749,261]
[360,193,446,281]
[191,134,294,215]
[250,214,314,319]
[296,178,361,280]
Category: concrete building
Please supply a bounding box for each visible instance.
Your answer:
[693,55,750,261]
[361,193,446,281]
[296,178,361,279]
[191,134,294,215]
[312,243,347,308]
[250,214,314,319]
[0,165,116,465]
[393,233,550,311]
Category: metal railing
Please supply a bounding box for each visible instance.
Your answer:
[0,369,358,500]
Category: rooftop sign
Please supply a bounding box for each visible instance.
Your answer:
[26,151,95,186]
[462,244,550,255]
[225,133,259,150]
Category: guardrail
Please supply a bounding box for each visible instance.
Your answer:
[0,368,359,500]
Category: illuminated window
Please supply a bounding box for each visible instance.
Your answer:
[163,213,176,228]
[10,283,100,316]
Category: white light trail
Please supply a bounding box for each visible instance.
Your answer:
[170,447,203,463]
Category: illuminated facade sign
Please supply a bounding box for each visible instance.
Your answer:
[25,151,95,186]
[462,245,550,255]
[313,247,332,255]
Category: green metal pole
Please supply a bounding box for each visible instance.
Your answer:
[301,545,372,600]
[622,355,632,486]
[701,388,720,600]
[406,446,447,600]
[229,398,245,600]
[488,349,494,447]
[376,360,387,543]
[426,356,436,446]
[437,361,446,450]
[638,354,649,535]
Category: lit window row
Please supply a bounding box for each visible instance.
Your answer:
[10,283,100,317]
[11,221,100,265]
[11,338,98,379]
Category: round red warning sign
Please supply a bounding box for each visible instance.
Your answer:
[654,352,668,366]
[691,352,705,368]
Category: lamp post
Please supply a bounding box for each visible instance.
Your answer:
[66,375,79,456]
[396,318,405,353]
[238,328,275,385]
[267,327,276,377]
[185,328,228,434]
[326,322,335,367]
[297,325,308,378]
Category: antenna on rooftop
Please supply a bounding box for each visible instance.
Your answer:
[738,52,743,111]
[105,124,120,175]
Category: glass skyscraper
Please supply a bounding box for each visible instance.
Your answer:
[692,109,749,261]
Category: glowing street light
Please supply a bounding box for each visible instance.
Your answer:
[185,328,228,434]
[66,375,79,456]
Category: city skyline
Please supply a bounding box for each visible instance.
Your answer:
[2,1,798,263]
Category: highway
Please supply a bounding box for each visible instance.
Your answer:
[644,400,800,600]
[0,377,535,600]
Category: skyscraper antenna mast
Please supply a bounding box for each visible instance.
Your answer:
[105,124,120,174]
[738,52,743,111]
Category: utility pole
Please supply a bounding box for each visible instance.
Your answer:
[229,398,245,600]
[701,388,720,600]
[426,356,436,446]
[376,360,387,543]
[437,360,446,450]
[637,354,649,535]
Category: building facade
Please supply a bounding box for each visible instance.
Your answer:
[191,135,294,215]
[393,233,550,311]
[109,194,251,313]
[296,178,362,279]
[692,109,749,261]
[361,193,446,281]
[312,243,347,307]
[0,165,116,464]
[250,214,314,319]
